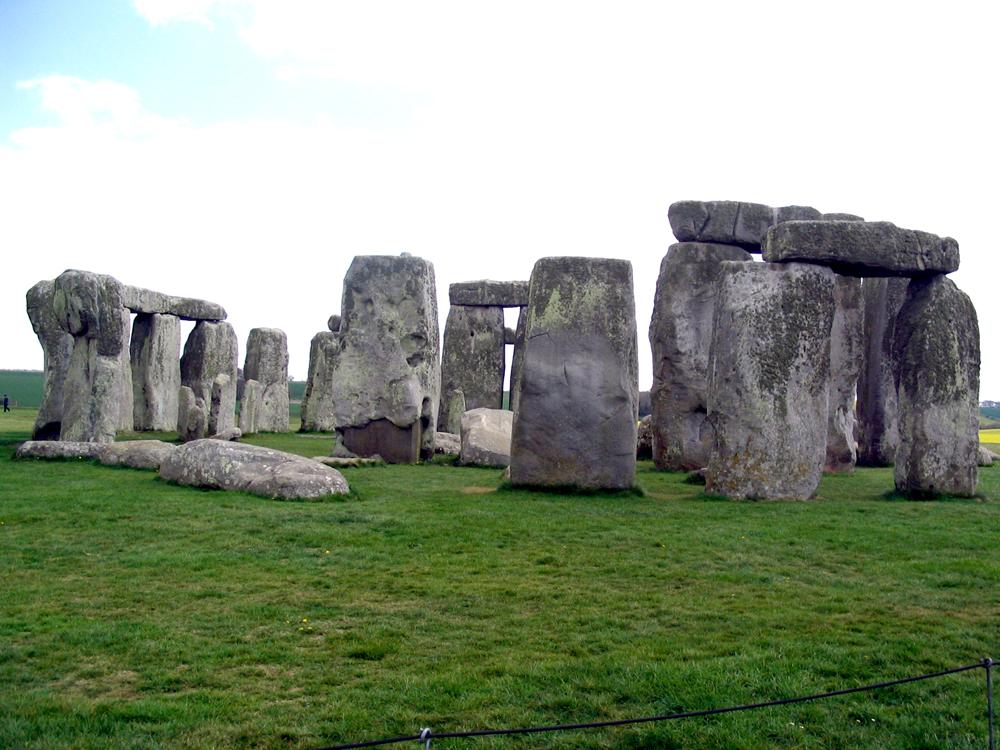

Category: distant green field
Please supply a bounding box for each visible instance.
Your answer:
[0,370,43,408]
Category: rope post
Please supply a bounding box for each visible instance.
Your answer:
[986,658,995,750]
[418,727,432,750]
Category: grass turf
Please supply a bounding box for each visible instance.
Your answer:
[0,410,998,749]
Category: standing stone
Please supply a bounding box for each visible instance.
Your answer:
[208,373,234,435]
[180,320,237,434]
[509,306,527,413]
[648,242,753,471]
[117,309,134,432]
[825,276,864,473]
[300,331,339,432]
[857,277,910,466]
[51,270,126,443]
[26,280,74,440]
[706,262,836,500]
[130,313,181,431]
[243,328,290,432]
[438,306,505,432]
[509,257,638,490]
[177,385,207,442]
[892,276,979,497]
[329,255,440,463]
[442,389,466,435]
[239,379,264,434]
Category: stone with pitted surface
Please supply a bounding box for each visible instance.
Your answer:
[177,385,207,442]
[130,313,181,431]
[439,306,505,432]
[243,328,289,432]
[668,200,821,251]
[181,320,237,435]
[300,331,339,432]
[449,280,529,307]
[122,285,226,321]
[26,280,74,440]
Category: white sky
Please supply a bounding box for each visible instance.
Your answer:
[2,1,997,395]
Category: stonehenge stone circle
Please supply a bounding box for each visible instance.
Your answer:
[26,280,74,440]
[825,276,864,473]
[242,327,290,432]
[649,242,753,471]
[892,276,979,497]
[130,313,181,431]
[706,262,837,500]
[459,408,513,468]
[180,320,238,435]
[763,221,960,277]
[300,331,339,432]
[510,257,638,490]
[438,305,505,432]
[668,200,821,251]
[856,277,909,466]
[328,254,440,463]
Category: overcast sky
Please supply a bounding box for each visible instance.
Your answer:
[2,1,996,396]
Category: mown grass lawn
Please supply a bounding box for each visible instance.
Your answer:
[1,408,998,749]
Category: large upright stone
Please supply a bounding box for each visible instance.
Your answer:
[648,242,753,471]
[706,262,836,500]
[438,306,505,432]
[509,306,527,413]
[130,313,181,431]
[51,270,126,443]
[180,320,237,434]
[892,276,979,497]
[857,277,910,466]
[825,276,864,473]
[300,331,339,432]
[668,201,821,251]
[328,255,440,463]
[116,310,134,432]
[26,280,74,440]
[242,328,289,432]
[449,280,529,307]
[763,221,960,277]
[509,257,638,490]
[238,379,264,435]
[177,385,207,442]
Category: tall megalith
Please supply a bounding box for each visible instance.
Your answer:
[892,276,979,497]
[648,242,753,471]
[705,262,836,500]
[26,280,74,440]
[241,327,290,432]
[509,257,638,490]
[300,331,339,432]
[180,320,238,435]
[130,313,181,431]
[438,305,505,432]
[825,276,864,473]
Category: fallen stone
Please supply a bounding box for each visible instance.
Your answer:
[460,408,513,468]
[26,280,74,440]
[208,428,242,442]
[439,305,505,432]
[300,331,339,432]
[764,220,960,277]
[822,213,865,221]
[312,455,383,468]
[857,277,910,466]
[181,320,237,434]
[15,440,105,460]
[978,447,994,467]
[159,439,350,499]
[510,257,638,490]
[434,431,461,455]
[98,440,177,470]
[449,280,529,307]
[243,328,289,432]
[668,200,821,251]
[130,313,181,431]
[826,276,864,473]
[706,262,837,500]
[649,242,753,470]
[122,285,226,321]
[892,276,979,497]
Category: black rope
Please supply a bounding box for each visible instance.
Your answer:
[313,660,988,750]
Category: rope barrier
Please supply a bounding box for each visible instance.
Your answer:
[314,659,993,750]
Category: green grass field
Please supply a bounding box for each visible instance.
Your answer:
[1,408,998,749]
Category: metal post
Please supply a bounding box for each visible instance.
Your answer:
[986,658,995,750]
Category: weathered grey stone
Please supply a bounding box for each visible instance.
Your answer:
[822,213,865,221]
[329,255,440,462]
[764,221,960,277]
[159,439,350,499]
[438,306,505,432]
[649,242,754,471]
[434,431,461,455]
[243,328,289,432]
[978,446,994,467]
[449,280,529,307]
[98,440,177,470]
[177,385,207,442]
[327,314,341,332]
[636,414,653,459]
[122,285,226,321]
[312,455,383,468]
[442,389,466,435]
[116,310,134,432]
[51,270,127,443]
[510,257,638,490]
[300,331,339,432]
[239,379,264,434]
[668,201,821,251]
[208,428,242,442]
[892,276,979,497]
[181,320,237,434]
[15,440,105,460]
[637,391,652,417]
[826,276,864,473]
[460,408,513,467]
[706,262,837,500]
[509,306,527,413]
[26,280,74,440]
[130,313,181,431]
[857,277,910,466]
